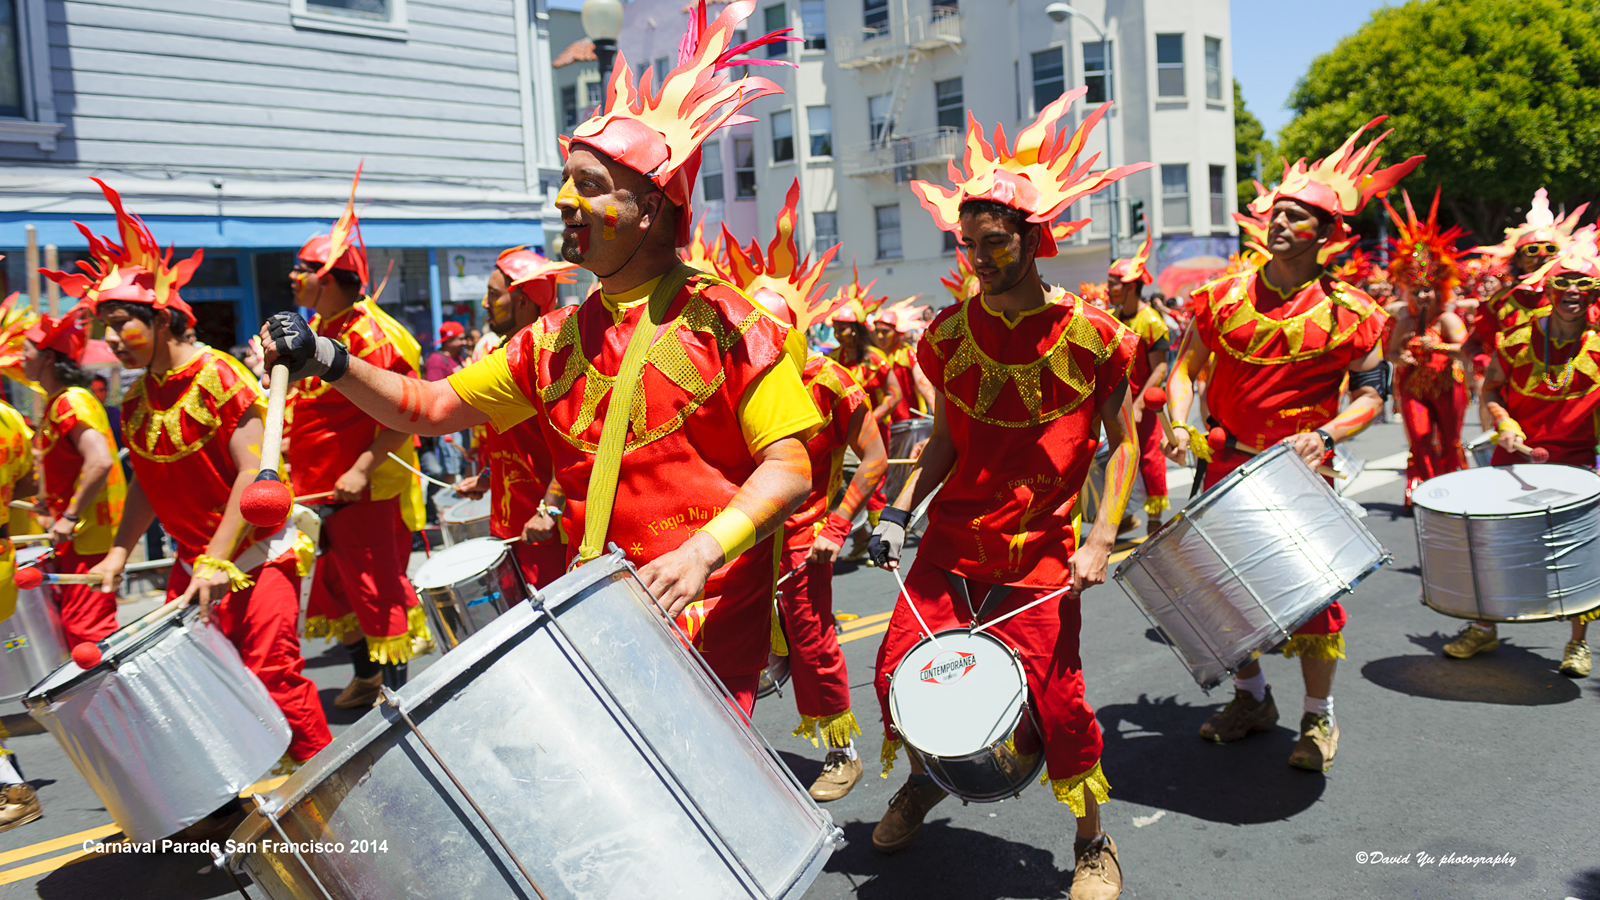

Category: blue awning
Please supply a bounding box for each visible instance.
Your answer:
[0,214,550,250]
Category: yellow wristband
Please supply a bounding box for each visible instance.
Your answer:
[700,508,759,565]
[1495,418,1526,441]
[1181,423,1213,463]
[194,555,255,592]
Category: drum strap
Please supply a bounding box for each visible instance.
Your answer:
[576,263,697,564]
[944,571,1014,626]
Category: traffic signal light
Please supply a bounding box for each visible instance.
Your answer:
[1129,201,1146,235]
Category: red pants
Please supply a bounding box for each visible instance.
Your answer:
[1399,384,1466,492]
[874,557,1104,792]
[52,546,118,647]
[307,497,421,661]
[168,553,333,762]
[1136,411,1168,512]
[511,539,567,592]
[725,672,758,718]
[778,543,852,726]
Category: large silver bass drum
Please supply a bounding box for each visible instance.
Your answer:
[1114,443,1389,689]
[227,548,841,900]
[0,545,69,703]
[1413,465,1600,621]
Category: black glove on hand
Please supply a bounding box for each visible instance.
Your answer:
[267,311,348,382]
[867,506,911,568]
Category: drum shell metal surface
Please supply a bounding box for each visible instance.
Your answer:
[884,418,932,503]
[25,606,290,840]
[229,551,840,900]
[411,538,526,652]
[440,497,492,547]
[1115,444,1388,689]
[1413,465,1600,621]
[0,546,69,703]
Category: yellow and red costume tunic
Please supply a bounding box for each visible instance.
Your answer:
[0,402,34,624]
[291,300,428,662]
[477,346,565,590]
[1490,320,1600,467]
[1189,268,1389,655]
[873,289,1135,809]
[1116,303,1172,514]
[35,386,127,645]
[1394,319,1467,490]
[449,271,821,699]
[124,346,331,761]
[778,355,867,745]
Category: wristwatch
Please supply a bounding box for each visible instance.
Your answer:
[60,511,80,523]
[1314,429,1336,453]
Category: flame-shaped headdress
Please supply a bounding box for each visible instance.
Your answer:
[26,310,89,363]
[494,246,578,316]
[941,252,980,303]
[0,258,36,389]
[1077,281,1110,308]
[1108,220,1153,285]
[1469,188,1589,260]
[1521,225,1600,290]
[911,87,1152,258]
[298,163,370,289]
[565,0,796,247]
[873,296,926,334]
[826,262,885,326]
[1333,247,1378,286]
[38,179,201,320]
[719,181,841,333]
[1385,188,1467,299]
[679,215,726,272]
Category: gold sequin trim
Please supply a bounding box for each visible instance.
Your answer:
[1209,275,1374,364]
[1499,323,1600,401]
[124,347,261,463]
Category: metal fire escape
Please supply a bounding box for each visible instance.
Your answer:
[837,0,964,180]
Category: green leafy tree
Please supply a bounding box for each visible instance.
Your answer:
[1278,0,1600,237]
[1234,79,1275,211]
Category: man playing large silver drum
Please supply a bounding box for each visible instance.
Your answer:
[868,91,1149,900]
[1165,118,1421,771]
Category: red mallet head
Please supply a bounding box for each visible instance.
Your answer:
[72,642,103,669]
[1529,447,1550,464]
[1207,427,1227,452]
[240,473,293,528]
[1143,386,1168,406]
[14,566,44,591]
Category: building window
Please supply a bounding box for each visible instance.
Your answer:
[808,105,832,156]
[863,0,888,38]
[308,0,389,19]
[1083,41,1111,104]
[814,211,839,256]
[586,80,602,109]
[561,85,577,129]
[869,93,892,146]
[1162,164,1190,230]
[942,230,959,253]
[932,0,958,13]
[800,0,826,49]
[1209,164,1227,228]
[1031,48,1064,114]
[653,56,670,84]
[772,109,794,163]
[292,0,408,37]
[1204,37,1223,102]
[702,139,725,202]
[764,5,788,58]
[875,204,902,260]
[934,78,963,131]
[1089,190,1109,237]
[1156,33,1184,97]
[734,136,756,198]
[0,0,21,118]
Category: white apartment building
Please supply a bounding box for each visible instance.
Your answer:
[616,0,1236,302]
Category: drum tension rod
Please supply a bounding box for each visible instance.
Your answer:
[379,687,552,900]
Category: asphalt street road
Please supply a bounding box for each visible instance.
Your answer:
[0,421,1595,899]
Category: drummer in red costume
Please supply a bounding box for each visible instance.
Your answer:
[873,298,936,422]
[48,180,331,771]
[17,311,126,647]
[1166,119,1421,771]
[719,181,888,800]
[868,89,1150,899]
[0,380,40,833]
[1382,190,1469,505]
[288,166,430,707]
[1457,233,1600,677]
[1107,225,1171,530]
[453,247,578,589]
[260,1,818,715]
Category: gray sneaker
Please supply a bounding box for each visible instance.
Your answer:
[1198,687,1278,742]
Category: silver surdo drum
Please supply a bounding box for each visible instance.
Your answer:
[884,418,932,504]
[26,603,289,840]
[440,496,492,547]
[411,537,527,652]
[888,628,1044,802]
[1413,465,1600,621]
[1115,443,1389,689]
[227,549,841,900]
[1465,430,1497,469]
[0,545,69,703]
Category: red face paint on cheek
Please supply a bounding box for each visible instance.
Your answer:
[1289,220,1318,239]
[121,323,151,352]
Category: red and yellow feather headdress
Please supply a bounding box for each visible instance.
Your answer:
[1077,281,1109,307]
[941,252,980,303]
[679,214,726,272]
[1333,247,1377,285]
[297,163,369,289]
[1384,188,1467,298]
[826,262,885,326]
[719,180,841,333]
[1107,220,1153,285]
[0,258,37,389]
[1521,225,1600,289]
[1469,188,1588,261]
[38,179,201,319]
[873,296,926,334]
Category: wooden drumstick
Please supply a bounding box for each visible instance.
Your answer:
[239,363,294,527]
[10,533,56,545]
[1507,440,1550,463]
[15,567,118,589]
[7,500,36,512]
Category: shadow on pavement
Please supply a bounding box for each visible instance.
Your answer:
[824,818,1067,900]
[302,642,351,670]
[38,848,243,900]
[1569,867,1600,900]
[1143,627,1173,646]
[1361,501,1413,521]
[776,749,826,792]
[317,688,371,726]
[1361,633,1581,705]
[1097,694,1325,825]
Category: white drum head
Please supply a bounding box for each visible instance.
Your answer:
[1413,465,1600,516]
[15,545,51,566]
[442,497,491,526]
[411,538,508,589]
[888,630,1027,758]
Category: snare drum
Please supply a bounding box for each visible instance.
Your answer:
[441,496,492,547]
[1413,465,1600,621]
[1115,443,1389,689]
[884,418,932,504]
[411,538,527,652]
[887,629,1044,802]
[26,604,290,840]
[0,545,68,703]
[228,549,841,900]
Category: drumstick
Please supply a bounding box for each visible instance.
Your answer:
[7,500,36,512]
[888,564,944,649]
[968,584,1075,636]
[1507,440,1550,463]
[239,363,294,527]
[295,490,336,503]
[9,533,55,545]
[14,568,118,589]
[387,452,459,491]
[885,458,920,465]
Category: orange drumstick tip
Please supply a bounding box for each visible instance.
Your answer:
[72,642,103,669]
[1143,386,1168,406]
[240,478,292,528]
[14,566,44,590]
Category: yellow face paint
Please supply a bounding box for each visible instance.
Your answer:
[994,246,1016,268]
[556,178,581,207]
[602,205,618,241]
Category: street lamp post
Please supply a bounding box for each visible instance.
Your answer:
[582,0,624,100]
[1047,3,1118,261]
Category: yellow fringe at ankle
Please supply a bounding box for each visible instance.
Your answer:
[1579,607,1600,624]
[365,607,433,665]
[792,710,861,748]
[1047,760,1112,816]
[1281,632,1346,660]
[1143,495,1170,515]
[304,612,359,641]
[880,736,903,778]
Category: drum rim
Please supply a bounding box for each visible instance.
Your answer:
[1420,594,1600,623]
[24,603,194,705]
[410,537,513,590]
[440,496,492,524]
[886,627,1029,758]
[1411,463,1600,516]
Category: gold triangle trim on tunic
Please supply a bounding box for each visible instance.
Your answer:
[1212,273,1372,365]
[1500,322,1600,400]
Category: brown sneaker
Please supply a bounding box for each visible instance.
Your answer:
[1198,687,1278,742]
[0,783,41,834]
[1287,712,1339,771]
[333,673,384,710]
[1559,639,1591,677]
[871,777,948,853]
[1070,833,1122,900]
[809,750,863,801]
[1442,623,1498,659]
